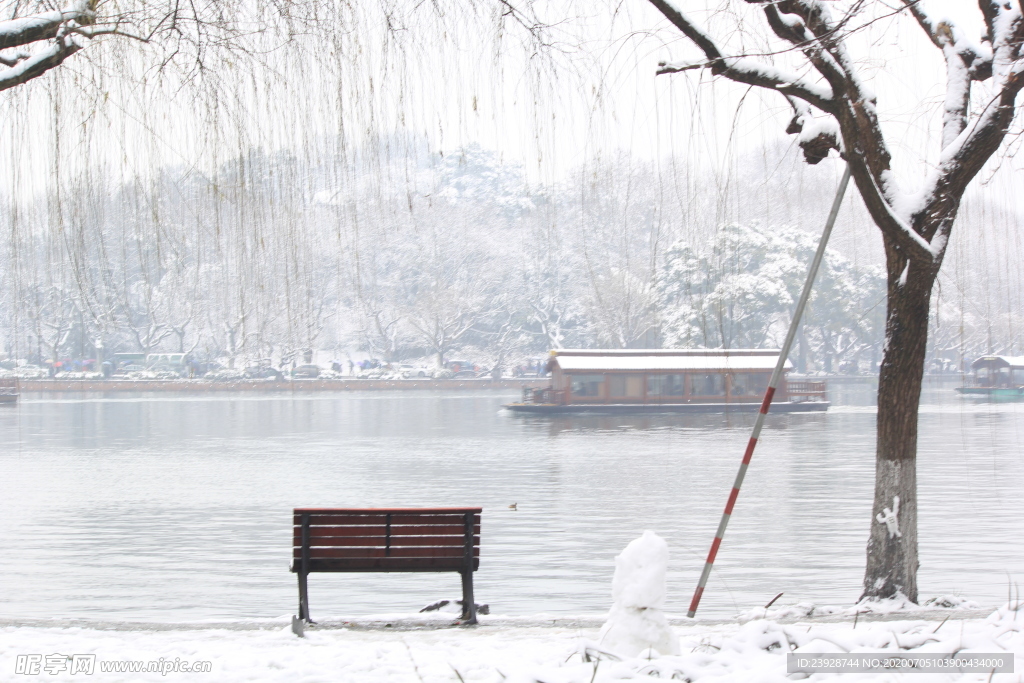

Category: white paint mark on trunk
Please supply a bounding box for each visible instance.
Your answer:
[876,495,902,538]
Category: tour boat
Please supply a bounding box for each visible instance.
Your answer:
[504,349,828,414]
[956,356,1024,399]
[0,378,18,404]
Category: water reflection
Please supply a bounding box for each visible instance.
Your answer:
[0,380,1020,622]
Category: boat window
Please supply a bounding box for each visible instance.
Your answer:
[731,373,768,397]
[1013,368,1024,385]
[608,374,644,398]
[570,374,604,397]
[692,373,725,396]
[647,374,684,397]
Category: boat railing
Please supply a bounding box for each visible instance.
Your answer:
[521,387,565,405]
[786,380,828,402]
[0,379,18,396]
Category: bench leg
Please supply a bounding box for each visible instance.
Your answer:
[298,571,310,622]
[460,570,477,625]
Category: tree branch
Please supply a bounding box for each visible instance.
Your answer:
[903,3,1024,251]
[0,3,95,51]
[760,2,850,96]
[650,0,836,113]
[0,38,80,92]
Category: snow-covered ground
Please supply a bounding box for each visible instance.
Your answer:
[2,602,1020,682]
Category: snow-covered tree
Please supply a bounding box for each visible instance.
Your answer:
[648,0,1024,602]
[658,223,885,369]
[0,0,272,92]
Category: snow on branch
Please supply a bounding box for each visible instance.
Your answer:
[786,110,842,164]
[0,2,95,51]
[0,1,97,90]
[0,38,80,92]
[862,170,937,264]
[903,1,994,80]
[658,54,835,111]
[655,59,708,73]
[649,0,835,112]
[758,2,851,92]
[897,2,1024,239]
[753,0,874,104]
[0,11,68,50]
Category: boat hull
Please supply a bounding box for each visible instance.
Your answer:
[956,387,1024,399]
[0,394,18,404]
[503,401,829,414]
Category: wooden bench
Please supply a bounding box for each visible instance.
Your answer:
[291,507,482,624]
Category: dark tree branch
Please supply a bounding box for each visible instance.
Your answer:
[759,1,852,98]
[0,3,95,50]
[0,37,80,92]
[649,0,836,113]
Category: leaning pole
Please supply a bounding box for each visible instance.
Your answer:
[687,163,853,618]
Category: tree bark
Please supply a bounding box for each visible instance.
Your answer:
[861,245,938,603]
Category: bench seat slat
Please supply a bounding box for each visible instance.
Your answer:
[293,534,480,548]
[292,558,480,572]
[294,524,479,540]
[294,507,481,514]
[294,546,480,560]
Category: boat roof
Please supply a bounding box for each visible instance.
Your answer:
[549,349,791,372]
[971,355,1024,370]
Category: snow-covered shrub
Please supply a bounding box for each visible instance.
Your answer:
[203,368,246,381]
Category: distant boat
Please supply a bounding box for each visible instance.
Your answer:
[956,356,1024,399]
[0,378,18,404]
[504,349,829,414]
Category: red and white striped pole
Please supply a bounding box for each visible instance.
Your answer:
[687,164,852,618]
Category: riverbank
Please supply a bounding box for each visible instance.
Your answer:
[1,603,1018,682]
[7,374,967,393]
[13,378,548,393]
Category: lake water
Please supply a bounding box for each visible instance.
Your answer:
[0,381,1021,622]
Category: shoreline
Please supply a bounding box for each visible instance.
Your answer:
[0,605,997,633]
[11,378,548,393]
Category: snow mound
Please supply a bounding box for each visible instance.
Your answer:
[536,602,1024,682]
[738,594,984,622]
[597,531,679,657]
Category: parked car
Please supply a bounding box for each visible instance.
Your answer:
[445,360,478,374]
[291,364,320,379]
[398,364,431,378]
[13,364,49,379]
[244,361,282,380]
[116,364,147,375]
[149,363,185,377]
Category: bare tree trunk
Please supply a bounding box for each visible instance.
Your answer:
[862,252,936,603]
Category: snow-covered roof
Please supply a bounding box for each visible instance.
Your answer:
[971,356,1024,369]
[550,349,790,372]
